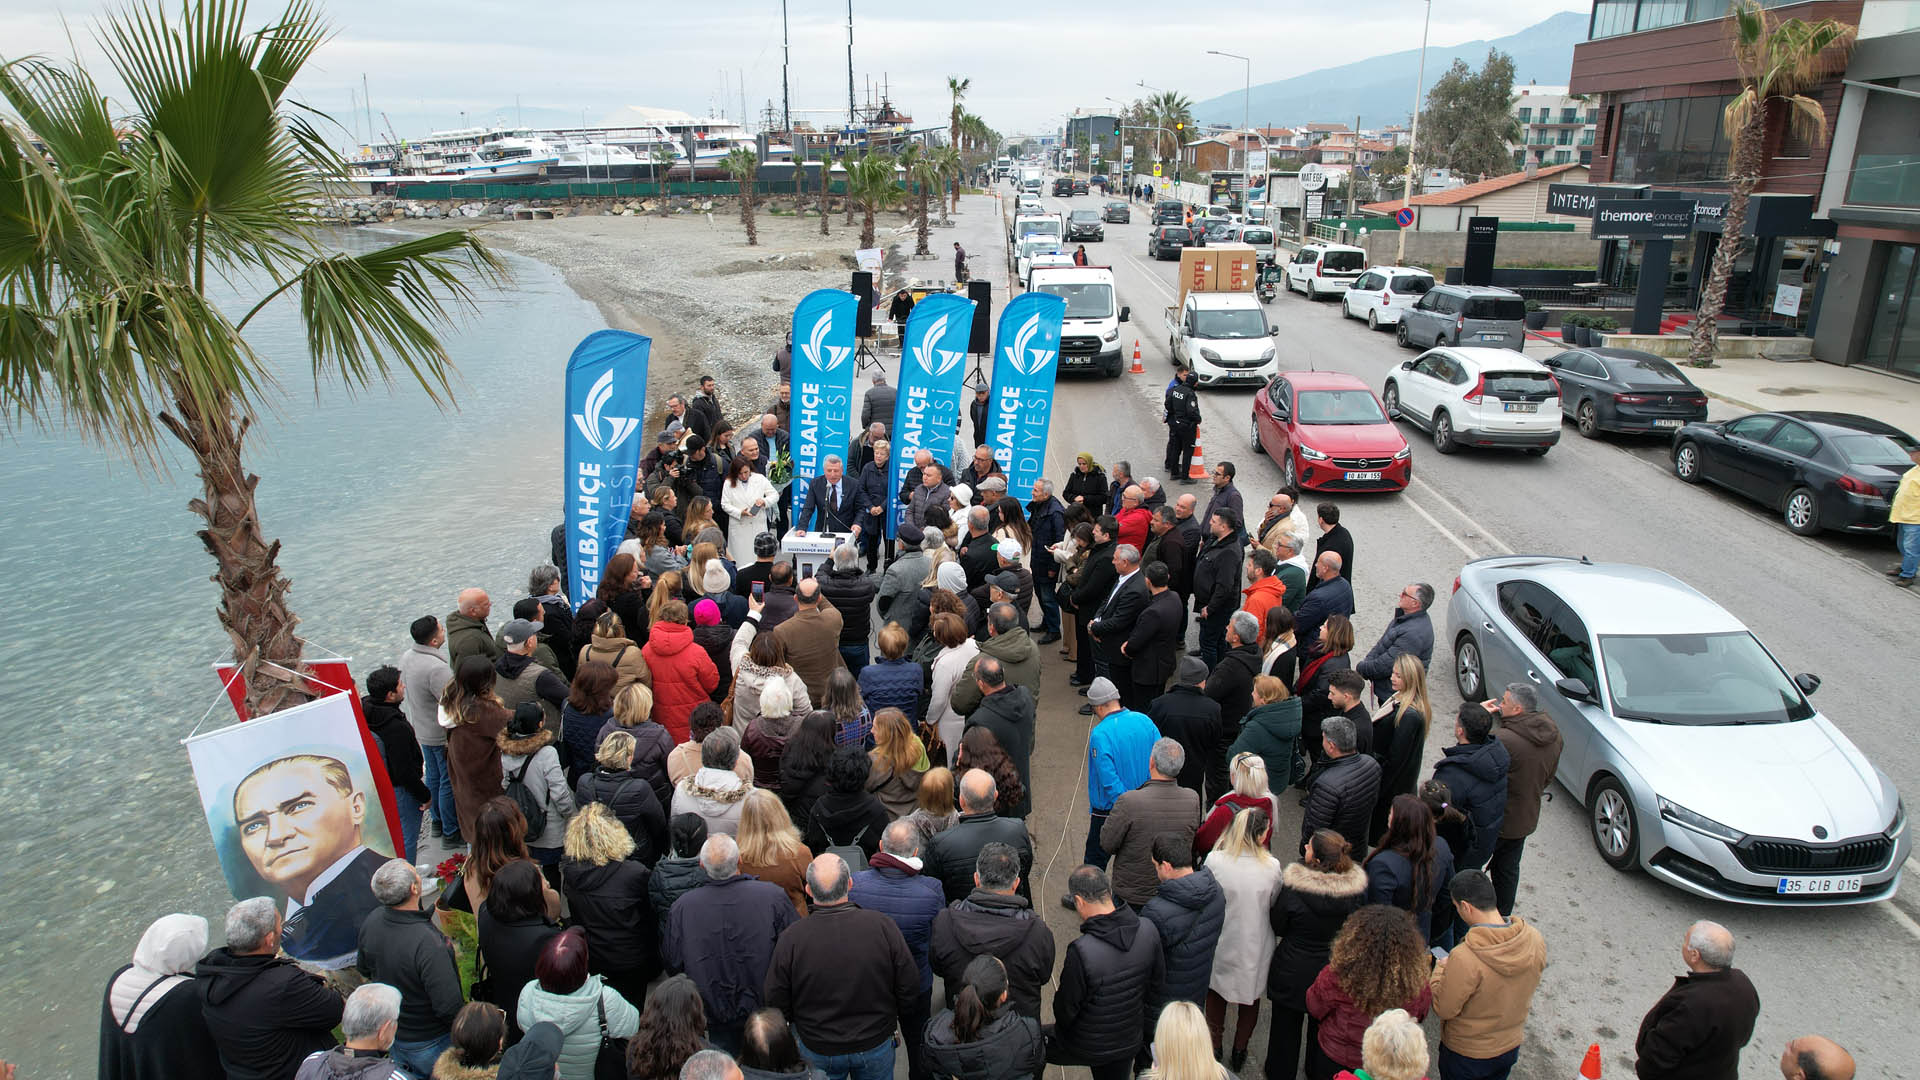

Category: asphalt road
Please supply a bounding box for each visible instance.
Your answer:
[933,181,1920,1078]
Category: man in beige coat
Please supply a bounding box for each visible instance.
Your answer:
[1429,869,1547,1080]
[1100,738,1201,908]
[772,578,847,702]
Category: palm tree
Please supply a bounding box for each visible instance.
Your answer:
[1690,0,1855,366]
[930,146,962,227]
[721,147,759,245]
[1146,90,1196,169]
[650,143,676,197]
[900,143,934,256]
[0,0,500,716]
[948,76,970,212]
[849,152,903,250]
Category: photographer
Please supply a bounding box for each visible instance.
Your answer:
[644,434,712,519]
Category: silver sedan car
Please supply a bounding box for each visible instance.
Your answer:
[1448,555,1907,905]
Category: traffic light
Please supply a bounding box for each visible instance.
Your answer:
[1175,121,1183,131]
[1113,119,1121,138]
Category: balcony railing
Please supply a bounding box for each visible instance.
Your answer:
[1847,153,1920,208]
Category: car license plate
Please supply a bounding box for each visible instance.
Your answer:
[1503,402,1538,413]
[1345,471,1383,482]
[1777,875,1862,895]
[1479,333,1506,341]
[1654,419,1684,429]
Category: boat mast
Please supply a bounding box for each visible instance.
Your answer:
[781,0,792,135]
[846,0,856,128]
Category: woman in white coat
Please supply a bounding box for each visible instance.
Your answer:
[720,453,777,566]
[923,611,981,760]
[1203,805,1284,1071]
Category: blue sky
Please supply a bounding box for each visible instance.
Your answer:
[2,0,1583,141]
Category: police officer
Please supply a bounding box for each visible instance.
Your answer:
[1164,365,1202,482]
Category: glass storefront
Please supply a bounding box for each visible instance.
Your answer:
[1862,243,1920,377]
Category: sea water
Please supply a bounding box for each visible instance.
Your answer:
[0,229,604,1074]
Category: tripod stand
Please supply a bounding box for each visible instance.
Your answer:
[855,337,884,376]
[963,351,990,391]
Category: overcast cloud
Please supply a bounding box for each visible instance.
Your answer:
[3,0,1581,142]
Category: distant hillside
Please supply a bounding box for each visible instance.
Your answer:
[1192,11,1587,131]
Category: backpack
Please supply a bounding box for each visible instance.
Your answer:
[505,752,548,842]
[821,820,870,873]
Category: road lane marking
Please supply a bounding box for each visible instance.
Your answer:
[1121,254,1176,303]
[1401,486,1487,559]
[1408,476,1515,554]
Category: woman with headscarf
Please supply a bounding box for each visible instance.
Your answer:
[1062,452,1109,517]
[99,913,225,1080]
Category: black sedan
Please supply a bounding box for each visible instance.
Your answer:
[1671,410,1918,535]
[1147,226,1190,260]
[1052,177,1074,196]
[1103,200,1131,223]
[1072,178,1089,195]
[1541,347,1709,437]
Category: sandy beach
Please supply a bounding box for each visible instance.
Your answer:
[403,200,957,426]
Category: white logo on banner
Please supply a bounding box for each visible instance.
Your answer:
[912,314,966,378]
[571,370,639,453]
[1001,313,1055,377]
[801,310,853,373]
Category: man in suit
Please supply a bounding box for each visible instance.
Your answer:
[1070,518,1120,688]
[1293,551,1355,652]
[794,455,858,534]
[1308,501,1354,596]
[754,412,790,465]
[1083,543,1150,716]
[1123,561,1183,710]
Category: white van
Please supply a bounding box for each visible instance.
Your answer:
[1164,292,1279,387]
[1283,242,1368,300]
[1030,265,1131,377]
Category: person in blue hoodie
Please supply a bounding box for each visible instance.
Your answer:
[849,820,948,1080]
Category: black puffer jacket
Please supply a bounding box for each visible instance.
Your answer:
[1300,752,1381,853]
[1138,866,1227,1008]
[1265,861,1369,1010]
[1203,642,1263,730]
[1429,738,1511,870]
[1190,535,1242,620]
[195,948,344,1080]
[922,1007,1045,1080]
[573,767,668,865]
[925,813,1035,904]
[647,855,707,942]
[929,889,1057,1018]
[1050,906,1164,1064]
[561,857,657,984]
[817,566,877,646]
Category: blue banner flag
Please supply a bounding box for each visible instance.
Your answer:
[986,291,1066,495]
[788,288,861,522]
[563,330,651,608]
[889,293,976,539]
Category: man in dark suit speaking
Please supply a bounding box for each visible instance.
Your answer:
[1122,561,1183,710]
[1083,543,1151,715]
[794,454,860,536]
[232,753,387,968]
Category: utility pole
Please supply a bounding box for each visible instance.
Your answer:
[1397,0,1433,263]
[781,0,792,135]
[1351,113,1361,216]
[846,0,857,128]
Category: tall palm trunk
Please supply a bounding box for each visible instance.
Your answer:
[159,390,310,717]
[817,164,831,235]
[915,185,931,255]
[741,187,758,245]
[1689,111,1766,367]
[861,204,877,250]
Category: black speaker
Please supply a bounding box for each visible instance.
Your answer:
[967,280,993,354]
[851,271,875,338]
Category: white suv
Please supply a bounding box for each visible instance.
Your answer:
[1283,243,1368,300]
[1382,347,1561,456]
[1342,266,1435,330]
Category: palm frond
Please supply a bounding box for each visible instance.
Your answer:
[290,229,503,406]
[0,58,122,173]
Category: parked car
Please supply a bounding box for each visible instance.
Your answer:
[1016,194,1043,214]
[1670,411,1918,535]
[1250,371,1411,492]
[1153,201,1185,225]
[1282,243,1367,300]
[1542,348,1709,438]
[1382,347,1560,455]
[1341,266,1435,330]
[1102,200,1131,223]
[1448,554,1908,905]
[1052,177,1074,197]
[1396,284,1528,351]
[1197,220,1236,245]
[1147,225,1192,260]
[1067,208,1105,241]
[1072,178,1090,195]
[1231,223,1277,265]
[1091,174,1110,187]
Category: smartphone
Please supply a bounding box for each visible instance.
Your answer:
[752,581,765,599]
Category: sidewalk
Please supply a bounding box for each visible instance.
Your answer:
[1521,335,1920,435]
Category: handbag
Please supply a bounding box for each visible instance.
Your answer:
[594,994,629,1080]
[467,936,494,1003]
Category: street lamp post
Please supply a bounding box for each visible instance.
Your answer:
[1396,0,1434,264]
[1207,50,1251,176]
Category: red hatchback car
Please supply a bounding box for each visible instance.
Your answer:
[1251,371,1412,492]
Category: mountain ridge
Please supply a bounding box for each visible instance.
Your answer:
[1191,11,1588,132]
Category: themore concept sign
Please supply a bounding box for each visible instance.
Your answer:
[1592,199,1697,242]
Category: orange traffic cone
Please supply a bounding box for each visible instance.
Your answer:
[1188,438,1207,481]
[1579,1043,1603,1078]
[1129,340,1145,374]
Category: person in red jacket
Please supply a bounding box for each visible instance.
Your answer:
[1306,905,1432,1078]
[1113,485,1152,553]
[641,600,720,743]
[1238,548,1287,630]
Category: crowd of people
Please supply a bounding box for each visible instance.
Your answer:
[84,369,1864,1080]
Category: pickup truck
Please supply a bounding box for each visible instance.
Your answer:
[1031,265,1130,377]
[1164,292,1280,388]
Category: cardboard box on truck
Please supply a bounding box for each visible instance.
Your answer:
[1177,249,1217,307]
[1176,245,1259,307]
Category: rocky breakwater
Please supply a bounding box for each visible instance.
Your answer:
[312,193,826,226]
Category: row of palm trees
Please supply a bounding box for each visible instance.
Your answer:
[716,143,967,252]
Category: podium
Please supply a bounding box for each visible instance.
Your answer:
[777,530,854,580]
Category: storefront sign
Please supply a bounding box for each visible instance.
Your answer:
[1652,190,1728,232]
[1774,282,1803,316]
[1463,216,1500,286]
[1592,199,1696,241]
[1547,183,1649,218]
